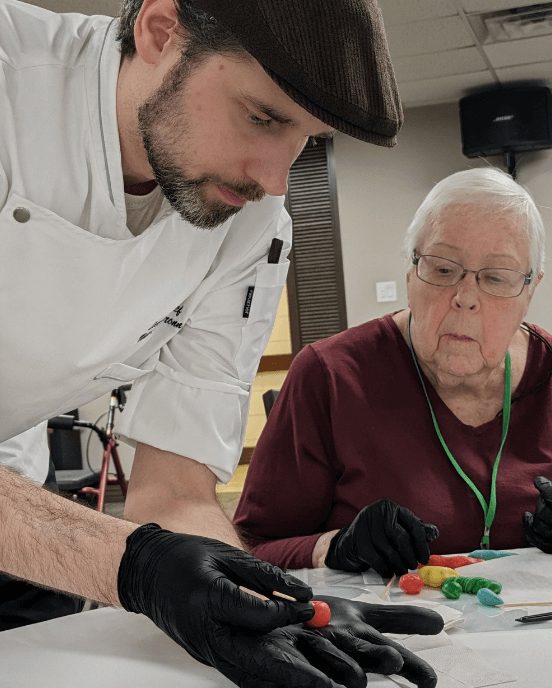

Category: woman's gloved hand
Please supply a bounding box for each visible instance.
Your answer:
[325,498,439,576]
[523,476,552,553]
[312,595,444,688]
[118,524,318,683]
[212,595,443,688]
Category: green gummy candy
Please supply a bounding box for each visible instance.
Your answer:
[462,577,481,593]
[442,578,462,599]
[455,576,503,595]
[486,580,502,594]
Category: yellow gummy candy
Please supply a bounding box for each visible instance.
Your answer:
[418,565,459,588]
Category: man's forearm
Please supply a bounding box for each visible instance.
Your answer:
[124,443,244,549]
[126,495,243,548]
[0,466,137,604]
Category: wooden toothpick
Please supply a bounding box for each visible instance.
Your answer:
[381,574,396,601]
[239,586,297,602]
[500,601,552,608]
[272,590,297,602]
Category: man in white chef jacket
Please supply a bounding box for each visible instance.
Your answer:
[0,2,443,687]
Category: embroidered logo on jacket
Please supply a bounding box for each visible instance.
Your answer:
[137,305,183,342]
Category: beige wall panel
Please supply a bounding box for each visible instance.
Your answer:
[244,370,288,447]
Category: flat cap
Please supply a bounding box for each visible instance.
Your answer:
[191,0,403,146]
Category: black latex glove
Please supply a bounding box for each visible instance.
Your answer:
[313,595,444,688]
[523,476,552,553]
[325,498,439,576]
[215,595,443,688]
[118,524,319,685]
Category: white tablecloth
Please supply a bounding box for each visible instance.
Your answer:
[0,549,551,687]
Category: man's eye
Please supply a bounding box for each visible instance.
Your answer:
[249,114,272,127]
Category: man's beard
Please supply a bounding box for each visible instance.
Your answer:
[138,56,264,229]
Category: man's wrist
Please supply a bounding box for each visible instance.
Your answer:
[117,523,169,613]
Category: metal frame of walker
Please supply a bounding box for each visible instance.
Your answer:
[48,385,130,512]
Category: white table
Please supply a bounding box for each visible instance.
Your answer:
[0,550,550,687]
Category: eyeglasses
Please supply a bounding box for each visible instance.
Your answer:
[412,251,533,298]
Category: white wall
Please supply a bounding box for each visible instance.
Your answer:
[333,102,552,332]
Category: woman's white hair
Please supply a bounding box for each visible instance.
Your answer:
[403,168,545,276]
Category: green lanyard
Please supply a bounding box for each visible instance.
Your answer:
[408,316,512,549]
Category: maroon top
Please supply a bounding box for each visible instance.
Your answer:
[234,314,552,569]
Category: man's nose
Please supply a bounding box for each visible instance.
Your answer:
[245,137,307,197]
[451,271,480,311]
[245,158,290,197]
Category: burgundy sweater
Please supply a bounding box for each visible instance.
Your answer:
[234,314,552,569]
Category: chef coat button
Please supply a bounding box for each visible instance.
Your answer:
[13,207,31,223]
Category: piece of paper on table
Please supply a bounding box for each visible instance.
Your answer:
[387,674,492,688]
[377,641,517,688]
[387,673,467,688]
[288,567,383,594]
[459,548,552,608]
[399,630,452,651]
[460,549,552,590]
[363,569,386,585]
[416,643,517,687]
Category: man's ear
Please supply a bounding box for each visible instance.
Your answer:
[134,0,181,65]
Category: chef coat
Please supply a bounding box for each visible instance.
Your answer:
[0,0,290,482]
[0,423,49,485]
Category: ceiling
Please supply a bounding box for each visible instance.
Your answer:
[23,0,552,109]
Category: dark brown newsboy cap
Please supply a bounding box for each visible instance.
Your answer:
[191,0,402,146]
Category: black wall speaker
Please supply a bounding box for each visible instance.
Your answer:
[459,86,552,158]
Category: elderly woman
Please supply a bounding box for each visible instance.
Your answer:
[233,168,552,575]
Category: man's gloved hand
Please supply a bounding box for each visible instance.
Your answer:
[118,524,318,684]
[523,476,552,553]
[325,498,439,576]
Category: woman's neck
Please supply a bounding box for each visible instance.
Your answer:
[417,351,505,398]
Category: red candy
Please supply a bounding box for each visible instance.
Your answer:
[305,600,332,628]
[427,555,482,569]
[399,573,424,594]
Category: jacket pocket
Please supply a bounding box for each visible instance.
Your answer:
[236,261,289,382]
[94,362,153,383]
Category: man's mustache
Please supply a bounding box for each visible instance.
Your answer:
[202,176,265,203]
